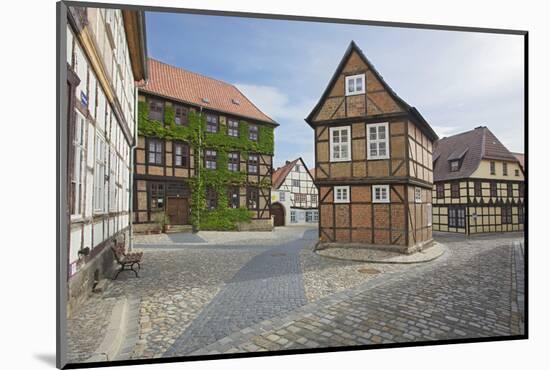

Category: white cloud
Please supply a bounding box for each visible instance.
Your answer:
[432,125,464,138]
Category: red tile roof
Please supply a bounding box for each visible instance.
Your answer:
[272,159,300,189]
[433,126,517,181]
[141,58,277,125]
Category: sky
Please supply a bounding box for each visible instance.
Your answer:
[145,11,525,169]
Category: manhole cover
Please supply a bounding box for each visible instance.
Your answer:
[358,268,381,274]
[271,253,287,257]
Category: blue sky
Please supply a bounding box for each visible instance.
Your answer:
[145,11,525,169]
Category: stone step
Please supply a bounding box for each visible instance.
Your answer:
[165,225,193,233]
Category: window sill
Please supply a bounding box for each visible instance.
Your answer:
[345,91,365,96]
[329,158,351,163]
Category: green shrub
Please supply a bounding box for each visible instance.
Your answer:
[199,207,253,231]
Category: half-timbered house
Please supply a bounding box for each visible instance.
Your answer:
[432,126,525,234]
[271,158,318,226]
[65,5,147,313]
[305,41,438,253]
[134,59,277,231]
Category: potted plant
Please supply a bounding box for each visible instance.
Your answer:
[152,212,171,233]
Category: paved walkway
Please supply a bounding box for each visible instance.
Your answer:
[191,233,525,355]
[163,229,317,357]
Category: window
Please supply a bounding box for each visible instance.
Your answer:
[290,210,297,223]
[427,204,432,226]
[71,111,86,216]
[306,211,314,223]
[295,193,307,203]
[228,152,240,172]
[334,186,350,203]
[490,182,497,197]
[148,98,164,121]
[109,148,117,211]
[415,187,422,203]
[448,206,465,228]
[507,183,513,198]
[436,183,444,198]
[329,126,351,162]
[292,179,300,187]
[279,191,285,202]
[249,124,258,141]
[248,154,259,174]
[94,134,106,212]
[503,162,508,176]
[372,185,390,203]
[206,187,218,210]
[228,186,240,209]
[148,139,164,165]
[228,119,239,137]
[490,161,496,175]
[474,182,482,197]
[367,122,389,160]
[515,169,520,176]
[312,210,319,222]
[450,160,459,172]
[502,206,512,224]
[451,183,459,198]
[173,142,189,168]
[247,187,259,210]
[345,74,365,96]
[295,164,300,172]
[205,149,217,169]
[206,114,218,133]
[174,105,188,126]
[150,183,165,210]
[519,183,524,197]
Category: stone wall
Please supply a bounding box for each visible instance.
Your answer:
[237,218,274,231]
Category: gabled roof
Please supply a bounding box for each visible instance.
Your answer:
[305,41,437,141]
[140,58,277,125]
[433,126,518,181]
[272,157,314,189]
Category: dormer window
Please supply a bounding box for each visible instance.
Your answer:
[345,74,365,96]
[450,160,460,172]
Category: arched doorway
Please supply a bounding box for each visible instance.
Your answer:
[271,202,285,226]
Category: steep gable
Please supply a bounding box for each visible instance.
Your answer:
[306,41,437,141]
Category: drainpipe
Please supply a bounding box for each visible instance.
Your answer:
[128,87,139,251]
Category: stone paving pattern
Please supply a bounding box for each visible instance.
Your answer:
[67,227,524,362]
[191,233,525,355]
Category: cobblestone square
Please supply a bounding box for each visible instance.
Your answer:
[66,227,524,362]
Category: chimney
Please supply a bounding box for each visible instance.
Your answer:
[286,161,291,165]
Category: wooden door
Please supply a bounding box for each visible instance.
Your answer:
[271,203,285,226]
[166,197,189,225]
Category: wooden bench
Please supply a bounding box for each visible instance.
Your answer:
[111,241,143,280]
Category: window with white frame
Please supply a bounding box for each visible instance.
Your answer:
[372,185,390,203]
[334,186,350,203]
[291,179,300,187]
[290,210,297,223]
[313,210,319,222]
[71,110,86,217]
[330,126,351,162]
[109,148,117,211]
[415,187,422,203]
[345,74,365,96]
[279,191,285,202]
[94,134,107,212]
[367,122,389,160]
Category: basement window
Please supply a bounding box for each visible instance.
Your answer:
[372,185,390,203]
[345,74,365,96]
[334,186,350,203]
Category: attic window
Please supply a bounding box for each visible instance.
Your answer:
[450,160,460,172]
[232,98,240,105]
[202,97,210,104]
[345,74,365,96]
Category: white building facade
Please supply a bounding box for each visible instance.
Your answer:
[271,158,318,226]
[65,5,147,313]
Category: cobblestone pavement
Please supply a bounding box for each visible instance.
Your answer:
[191,233,525,355]
[66,296,116,363]
[163,228,318,357]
